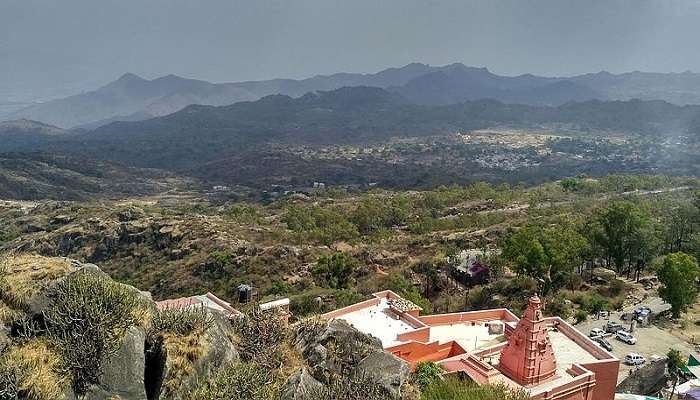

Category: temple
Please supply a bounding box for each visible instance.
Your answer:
[323,290,620,400]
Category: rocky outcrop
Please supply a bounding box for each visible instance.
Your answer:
[356,352,410,398]
[146,311,239,400]
[282,368,324,400]
[293,319,409,398]
[83,326,148,400]
[617,357,668,395]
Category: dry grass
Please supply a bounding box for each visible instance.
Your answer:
[0,300,25,325]
[0,254,74,311]
[160,330,208,396]
[1,339,69,400]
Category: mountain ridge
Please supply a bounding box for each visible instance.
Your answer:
[11,63,700,129]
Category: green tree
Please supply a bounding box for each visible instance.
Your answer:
[657,252,700,318]
[667,348,687,399]
[593,201,652,274]
[501,224,586,295]
[312,252,359,289]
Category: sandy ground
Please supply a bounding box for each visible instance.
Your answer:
[574,295,695,383]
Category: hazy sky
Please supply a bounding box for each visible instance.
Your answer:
[3,0,700,101]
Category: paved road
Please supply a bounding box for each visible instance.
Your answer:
[574,296,693,383]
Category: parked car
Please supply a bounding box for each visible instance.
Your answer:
[624,353,646,365]
[634,306,652,322]
[616,330,638,344]
[635,306,652,314]
[593,336,613,351]
[589,328,605,338]
[605,321,624,333]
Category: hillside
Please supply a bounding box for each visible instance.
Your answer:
[11,63,700,129]
[3,88,700,193]
[0,153,192,201]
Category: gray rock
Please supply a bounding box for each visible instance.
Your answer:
[355,352,410,399]
[282,368,324,400]
[149,311,239,399]
[617,357,667,395]
[83,326,148,400]
[0,322,10,352]
[294,319,383,384]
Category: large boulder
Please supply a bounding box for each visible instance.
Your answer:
[146,311,239,400]
[282,368,324,400]
[617,357,668,395]
[294,319,382,384]
[355,352,410,398]
[293,318,409,398]
[83,326,148,400]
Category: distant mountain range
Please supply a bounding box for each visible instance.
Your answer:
[7,63,700,129]
[2,87,700,172]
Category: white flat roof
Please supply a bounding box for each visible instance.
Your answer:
[337,298,416,347]
[527,330,600,395]
[428,322,504,351]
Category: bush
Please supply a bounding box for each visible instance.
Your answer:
[545,296,572,320]
[0,339,69,400]
[312,252,359,289]
[283,206,358,245]
[413,362,443,389]
[43,272,149,394]
[290,294,326,317]
[149,305,214,338]
[231,307,288,369]
[421,377,529,400]
[574,310,588,324]
[186,362,280,400]
[305,373,389,400]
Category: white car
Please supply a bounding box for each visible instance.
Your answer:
[624,353,646,365]
[616,330,637,345]
[589,328,605,338]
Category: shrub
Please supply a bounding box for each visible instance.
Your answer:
[305,373,389,400]
[421,377,529,400]
[311,252,359,289]
[225,203,260,224]
[186,362,280,400]
[0,339,68,400]
[545,296,572,320]
[574,310,588,324]
[231,307,288,369]
[149,305,214,339]
[42,272,149,394]
[290,294,325,317]
[413,362,443,389]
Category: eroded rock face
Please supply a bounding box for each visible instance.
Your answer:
[355,352,410,398]
[147,311,240,400]
[282,368,324,400]
[617,357,668,395]
[83,326,148,400]
[293,319,409,398]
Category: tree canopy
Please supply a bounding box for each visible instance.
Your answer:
[657,252,700,318]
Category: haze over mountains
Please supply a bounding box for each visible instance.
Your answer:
[7,63,700,129]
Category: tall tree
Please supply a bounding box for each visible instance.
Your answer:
[593,201,652,274]
[657,252,700,318]
[501,223,586,295]
[667,348,688,399]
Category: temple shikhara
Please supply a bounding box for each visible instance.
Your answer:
[324,291,620,400]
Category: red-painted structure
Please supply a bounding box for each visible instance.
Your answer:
[499,295,557,386]
[323,290,620,400]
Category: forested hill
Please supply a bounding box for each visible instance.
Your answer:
[3,87,700,173]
